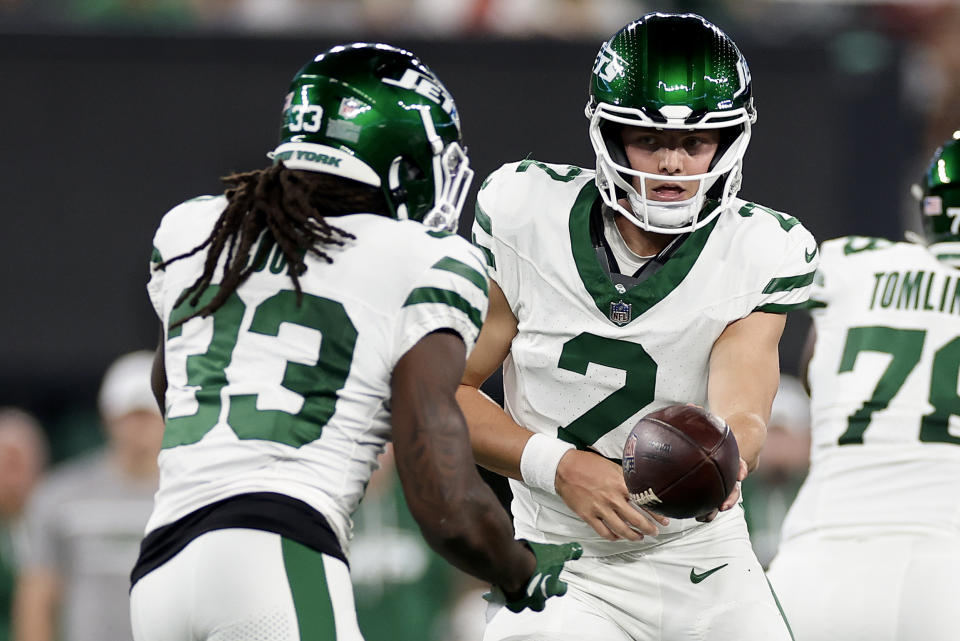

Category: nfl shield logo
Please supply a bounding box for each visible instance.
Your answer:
[610,300,632,325]
[338,97,369,119]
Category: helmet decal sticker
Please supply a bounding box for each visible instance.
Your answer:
[382,68,456,119]
[288,104,323,133]
[592,42,626,85]
[924,196,943,216]
[337,97,370,119]
[326,119,361,144]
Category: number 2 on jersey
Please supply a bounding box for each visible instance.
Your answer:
[164,286,357,449]
[837,325,960,445]
[555,332,657,449]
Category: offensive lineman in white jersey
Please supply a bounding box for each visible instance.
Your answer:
[129,44,580,641]
[766,134,960,640]
[458,14,818,641]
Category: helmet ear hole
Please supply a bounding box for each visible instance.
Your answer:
[402,157,426,182]
[388,155,433,221]
[386,155,407,212]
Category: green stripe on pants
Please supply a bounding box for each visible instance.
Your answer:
[765,576,796,641]
[282,538,336,641]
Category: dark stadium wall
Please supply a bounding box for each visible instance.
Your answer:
[0,33,915,426]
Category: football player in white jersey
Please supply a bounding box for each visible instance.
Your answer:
[128,43,581,641]
[457,13,818,641]
[766,133,960,641]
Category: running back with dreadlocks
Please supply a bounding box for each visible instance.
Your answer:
[159,166,388,327]
[132,42,580,641]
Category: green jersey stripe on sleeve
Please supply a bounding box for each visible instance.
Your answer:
[762,271,816,295]
[737,202,800,233]
[474,203,493,235]
[516,159,583,182]
[403,287,483,331]
[431,257,489,295]
[471,233,497,269]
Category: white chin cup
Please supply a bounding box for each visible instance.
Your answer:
[625,191,705,231]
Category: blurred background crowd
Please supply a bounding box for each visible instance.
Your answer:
[1,1,958,640]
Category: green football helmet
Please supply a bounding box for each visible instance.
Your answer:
[269,43,473,231]
[586,13,756,234]
[914,131,960,244]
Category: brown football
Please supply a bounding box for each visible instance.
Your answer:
[621,404,740,519]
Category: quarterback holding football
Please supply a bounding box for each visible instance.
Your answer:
[458,13,817,641]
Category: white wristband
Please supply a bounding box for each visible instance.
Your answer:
[520,433,576,495]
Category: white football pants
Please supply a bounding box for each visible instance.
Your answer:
[768,532,960,641]
[130,528,364,641]
[484,509,793,641]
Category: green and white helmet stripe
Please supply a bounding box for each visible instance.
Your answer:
[585,13,756,234]
[270,43,473,232]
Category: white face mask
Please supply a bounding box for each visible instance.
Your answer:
[390,108,474,232]
[421,142,473,232]
[587,102,753,234]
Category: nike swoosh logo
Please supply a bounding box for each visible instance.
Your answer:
[690,563,728,584]
[805,246,818,263]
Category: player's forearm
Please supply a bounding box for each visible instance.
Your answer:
[723,411,766,471]
[413,481,535,594]
[455,383,531,480]
[394,399,534,592]
[708,313,784,472]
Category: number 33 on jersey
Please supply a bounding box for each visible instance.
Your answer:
[144,194,489,549]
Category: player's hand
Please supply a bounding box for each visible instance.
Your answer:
[555,449,668,541]
[696,457,748,522]
[486,540,583,613]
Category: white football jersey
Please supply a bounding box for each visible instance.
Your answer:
[145,195,489,552]
[473,160,817,555]
[780,237,960,542]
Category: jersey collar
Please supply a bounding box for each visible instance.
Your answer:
[569,181,719,325]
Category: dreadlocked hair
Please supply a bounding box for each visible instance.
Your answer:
[158,164,390,328]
